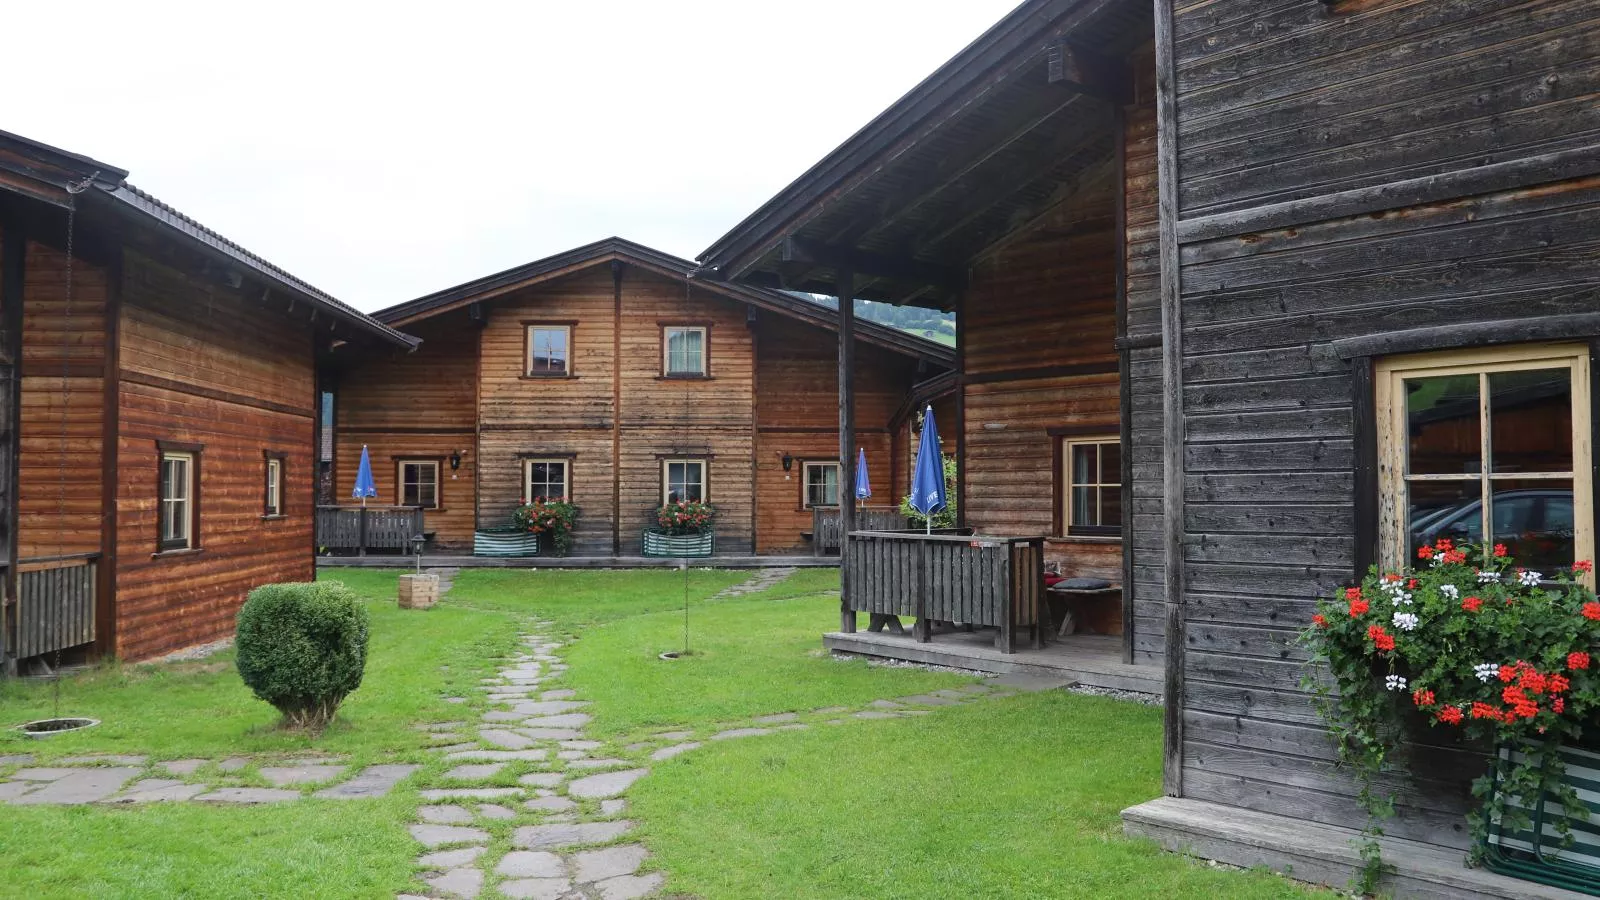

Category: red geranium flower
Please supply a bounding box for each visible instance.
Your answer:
[1494,543,1509,557]
[1412,689,1435,707]
[1437,706,1464,725]
[1502,685,1527,706]
[1584,602,1600,621]
[1461,596,1483,612]
[1577,559,1595,574]
[1407,578,1419,589]
[1417,545,1434,560]
[1349,598,1369,617]
[1436,538,1454,551]
[1344,587,1362,601]
[1498,666,1518,684]
[1569,651,1591,671]
[1548,674,1570,694]
[1312,614,1328,628]
[1554,697,1566,714]
[1471,702,1501,720]
[1519,671,1547,694]
[1444,550,1467,564]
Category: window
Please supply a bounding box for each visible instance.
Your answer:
[398,459,441,509]
[159,449,197,550]
[525,324,571,376]
[264,453,285,517]
[662,459,706,504]
[663,326,707,376]
[803,461,840,508]
[524,458,569,502]
[1377,344,1593,577]
[1061,437,1122,536]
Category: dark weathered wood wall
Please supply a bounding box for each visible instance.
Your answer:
[113,251,315,662]
[1168,0,1600,848]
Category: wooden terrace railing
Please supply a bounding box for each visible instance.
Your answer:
[812,508,912,556]
[843,531,1046,652]
[316,506,426,555]
[13,553,98,660]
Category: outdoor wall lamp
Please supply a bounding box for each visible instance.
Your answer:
[781,452,793,480]
[450,450,463,471]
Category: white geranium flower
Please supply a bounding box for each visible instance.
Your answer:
[1439,584,1460,600]
[1385,675,1408,691]
[1392,612,1419,631]
[1473,663,1500,683]
[1518,570,1543,587]
[1390,591,1413,607]
[1477,570,1501,584]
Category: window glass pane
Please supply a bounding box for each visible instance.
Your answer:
[1071,445,1096,486]
[1100,442,1121,485]
[1071,486,1095,526]
[1407,479,1482,554]
[1406,374,1481,475]
[530,328,569,374]
[1099,485,1123,528]
[1490,368,1572,474]
[1489,478,1575,571]
[666,329,704,374]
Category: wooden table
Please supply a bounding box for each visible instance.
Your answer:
[1045,585,1121,637]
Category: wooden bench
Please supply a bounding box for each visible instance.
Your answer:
[1045,583,1122,637]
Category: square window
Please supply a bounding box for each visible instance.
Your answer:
[1060,437,1121,536]
[526,325,571,376]
[663,459,706,505]
[663,326,707,376]
[524,458,570,503]
[803,461,841,508]
[398,460,441,509]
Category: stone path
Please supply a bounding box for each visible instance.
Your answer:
[708,566,796,599]
[0,753,418,806]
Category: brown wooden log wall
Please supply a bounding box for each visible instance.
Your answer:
[112,251,315,662]
[1167,0,1600,849]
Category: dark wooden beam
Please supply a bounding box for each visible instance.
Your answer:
[0,223,22,674]
[1113,102,1134,667]
[1351,357,1377,578]
[782,237,964,294]
[837,266,857,634]
[1047,41,1131,104]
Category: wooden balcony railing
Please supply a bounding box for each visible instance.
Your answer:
[13,553,98,660]
[844,531,1045,652]
[316,506,425,555]
[812,508,912,556]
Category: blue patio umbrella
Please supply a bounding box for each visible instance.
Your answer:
[854,447,872,503]
[910,405,947,534]
[352,444,377,506]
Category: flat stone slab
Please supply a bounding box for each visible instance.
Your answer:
[989,673,1073,692]
[567,769,648,800]
[524,795,577,813]
[853,710,900,720]
[496,850,566,878]
[0,782,36,800]
[424,866,483,899]
[159,759,208,776]
[754,712,798,724]
[498,878,570,900]
[654,731,693,741]
[194,787,299,804]
[541,689,577,700]
[481,710,525,722]
[868,699,903,710]
[510,700,588,716]
[513,820,634,850]
[61,754,148,765]
[258,764,347,787]
[560,740,602,751]
[444,750,548,762]
[0,754,35,766]
[409,823,490,848]
[710,727,771,741]
[418,804,476,824]
[600,799,627,816]
[897,694,959,706]
[573,844,648,883]
[217,757,250,772]
[12,768,78,781]
[519,713,592,729]
[109,779,208,803]
[315,764,420,799]
[417,721,467,732]
[11,767,141,804]
[478,803,516,820]
[479,729,537,750]
[596,873,665,899]
[444,763,505,781]
[932,689,974,700]
[419,788,522,800]
[567,758,629,770]
[417,846,485,868]
[519,772,565,788]
[516,728,585,741]
[557,750,588,761]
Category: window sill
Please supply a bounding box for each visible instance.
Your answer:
[656,374,712,381]
[152,547,204,560]
[519,374,578,381]
[1047,535,1123,545]
[260,514,287,521]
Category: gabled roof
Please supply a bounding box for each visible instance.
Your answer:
[373,236,955,366]
[0,128,416,350]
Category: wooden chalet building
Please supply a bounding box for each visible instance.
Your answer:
[319,238,953,557]
[0,130,415,669]
[699,0,1600,896]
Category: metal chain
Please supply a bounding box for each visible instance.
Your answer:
[48,176,92,698]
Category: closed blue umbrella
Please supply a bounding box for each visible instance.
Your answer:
[854,447,872,502]
[910,405,947,534]
[353,444,377,506]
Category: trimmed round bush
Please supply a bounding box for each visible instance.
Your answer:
[235,581,369,730]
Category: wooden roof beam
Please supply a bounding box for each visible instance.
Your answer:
[780,236,965,295]
[1047,41,1129,105]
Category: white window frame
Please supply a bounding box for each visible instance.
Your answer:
[398,459,441,510]
[662,325,708,376]
[525,324,572,376]
[264,456,283,517]
[802,460,841,509]
[662,458,707,505]
[523,458,570,503]
[160,451,195,550]
[1376,343,1593,582]
[1061,436,1122,536]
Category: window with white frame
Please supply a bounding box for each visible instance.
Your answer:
[159,450,196,550]
[803,461,840,508]
[398,459,441,509]
[663,326,707,376]
[1377,343,1593,578]
[662,459,706,504]
[526,325,571,376]
[264,454,284,517]
[1061,436,1122,536]
[524,458,569,503]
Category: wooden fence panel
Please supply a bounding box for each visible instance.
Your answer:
[316,506,426,554]
[14,556,97,660]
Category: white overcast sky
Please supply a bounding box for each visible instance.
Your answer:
[5,1,1020,312]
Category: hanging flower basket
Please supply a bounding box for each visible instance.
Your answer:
[641,529,714,558]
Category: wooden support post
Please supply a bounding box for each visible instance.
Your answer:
[838,267,857,633]
[914,540,930,643]
[0,225,23,676]
[357,506,369,557]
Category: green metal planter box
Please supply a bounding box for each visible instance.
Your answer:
[1484,737,1600,895]
[641,529,714,558]
[474,527,541,558]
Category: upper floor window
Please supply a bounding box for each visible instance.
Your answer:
[1061,437,1121,537]
[804,461,840,508]
[159,447,198,551]
[526,324,571,376]
[398,459,441,509]
[1377,343,1593,577]
[524,458,569,503]
[663,459,706,505]
[663,325,707,376]
[264,452,285,517]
